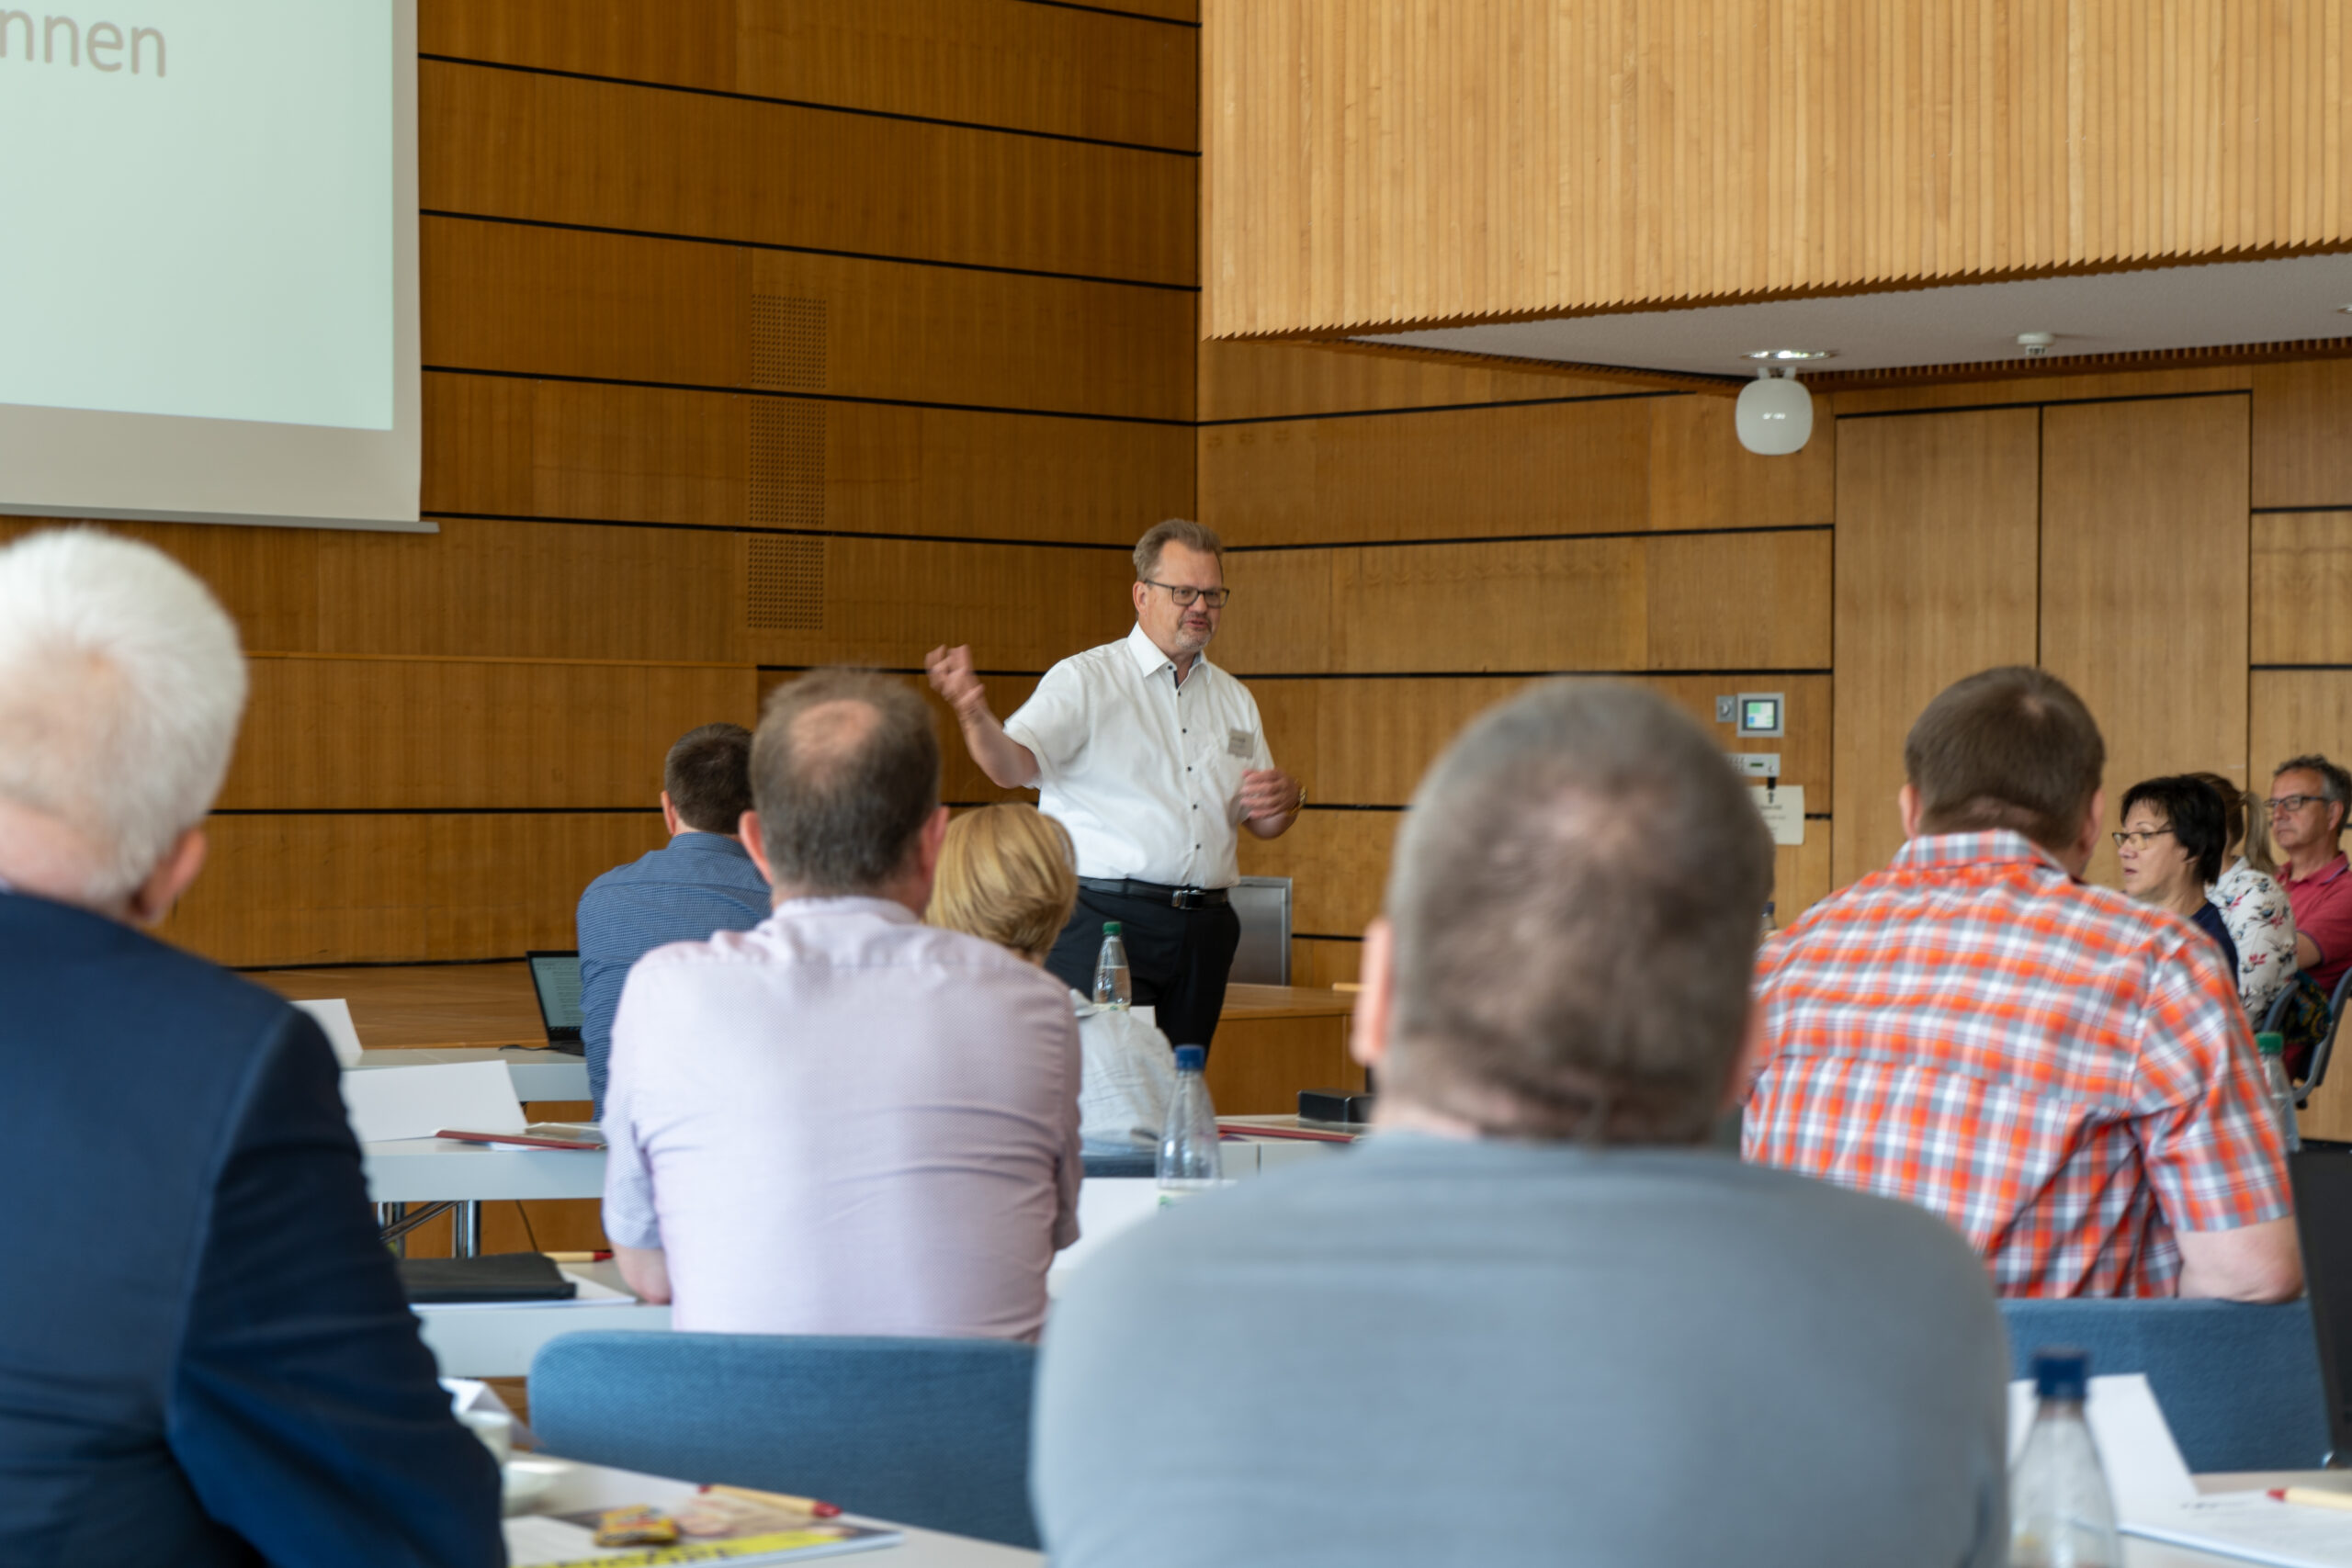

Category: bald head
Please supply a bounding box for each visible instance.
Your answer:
[751,669,941,897]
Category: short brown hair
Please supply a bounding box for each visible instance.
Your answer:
[1904,666,2104,853]
[1133,518,1223,581]
[2276,754,2352,840]
[1381,682,1773,1145]
[925,805,1079,962]
[662,723,753,833]
[751,670,940,895]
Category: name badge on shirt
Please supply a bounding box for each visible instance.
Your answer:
[1227,728,1254,759]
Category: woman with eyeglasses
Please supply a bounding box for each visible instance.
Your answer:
[2115,775,2240,985]
[2186,772,2299,1024]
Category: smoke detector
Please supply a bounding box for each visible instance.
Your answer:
[2017,332,2058,357]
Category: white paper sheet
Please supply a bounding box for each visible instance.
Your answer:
[2125,1491,2352,1567]
[341,1060,526,1144]
[292,998,366,1068]
[2006,1373,2198,1517]
[1749,784,1807,846]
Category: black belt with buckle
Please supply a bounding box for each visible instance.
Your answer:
[1079,876,1231,910]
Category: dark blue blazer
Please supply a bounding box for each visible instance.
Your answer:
[0,891,503,1567]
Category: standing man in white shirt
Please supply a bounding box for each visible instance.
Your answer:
[925,519,1303,1052]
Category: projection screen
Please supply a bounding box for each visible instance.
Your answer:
[0,0,424,533]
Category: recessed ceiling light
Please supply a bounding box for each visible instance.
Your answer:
[2337,305,2352,314]
[1743,348,1837,361]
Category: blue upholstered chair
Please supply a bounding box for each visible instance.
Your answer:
[2000,1298,2329,1472]
[528,1332,1041,1548]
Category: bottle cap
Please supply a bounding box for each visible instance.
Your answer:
[1102,921,1124,936]
[1174,1044,1205,1072]
[2030,1347,2090,1401]
[2258,1031,2287,1057]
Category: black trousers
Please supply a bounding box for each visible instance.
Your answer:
[1045,888,1242,1054]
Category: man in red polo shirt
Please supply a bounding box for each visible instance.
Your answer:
[2269,755,2352,996]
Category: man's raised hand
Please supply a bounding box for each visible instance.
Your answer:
[924,644,988,722]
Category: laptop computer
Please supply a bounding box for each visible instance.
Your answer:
[2287,1140,2352,1462]
[525,950,588,1056]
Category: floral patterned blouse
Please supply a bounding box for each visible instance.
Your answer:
[2209,857,2299,1023]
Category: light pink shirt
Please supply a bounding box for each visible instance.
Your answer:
[602,896,1083,1340]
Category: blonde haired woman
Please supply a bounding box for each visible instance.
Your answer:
[2190,771,2299,1023]
[929,805,1176,1147]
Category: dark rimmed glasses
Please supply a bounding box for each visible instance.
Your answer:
[1143,579,1232,609]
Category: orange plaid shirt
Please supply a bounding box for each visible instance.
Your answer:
[1744,831,2291,1297]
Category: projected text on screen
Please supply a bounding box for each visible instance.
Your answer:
[0,13,167,74]
[0,0,393,430]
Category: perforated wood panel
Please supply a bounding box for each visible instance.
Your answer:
[749,294,828,391]
[747,400,826,526]
[746,536,827,631]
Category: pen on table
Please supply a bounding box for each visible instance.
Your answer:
[2267,1486,2352,1511]
[700,1483,842,1518]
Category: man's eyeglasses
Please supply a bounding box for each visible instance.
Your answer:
[1143,579,1232,610]
[2110,828,2177,850]
[2267,795,2326,817]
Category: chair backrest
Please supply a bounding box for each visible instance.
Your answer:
[1999,1299,2329,1472]
[2306,968,2352,1099]
[530,1332,1041,1548]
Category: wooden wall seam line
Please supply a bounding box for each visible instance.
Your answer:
[1835,387,2256,421]
[420,51,1204,159]
[1012,0,1200,30]
[421,209,1204,297]
[1227,524,1835,553]
[424,513,1137,552]
[1198,389,1681,425]
[422,364,1198,429]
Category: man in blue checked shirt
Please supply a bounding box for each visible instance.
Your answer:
[578,721,771,1113]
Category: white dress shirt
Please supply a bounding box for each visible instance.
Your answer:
[601,897,1083,1341]
[1004,623,1276,888]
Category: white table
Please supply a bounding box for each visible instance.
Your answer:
[416,1260,670,1379]
[352,1046,590,1104]
[364,1137,607,1204]
[509,1456,1037,1565]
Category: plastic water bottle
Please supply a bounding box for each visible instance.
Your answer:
[1156,1044,1223,1205]
[1092,922,1131,1010]
[2009,1348,2121,1568]
[2257,1031,2303,1153]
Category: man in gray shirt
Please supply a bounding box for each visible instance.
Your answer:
[1033,682,2009,1568]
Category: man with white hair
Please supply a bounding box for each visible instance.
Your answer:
[0,530,503,1565]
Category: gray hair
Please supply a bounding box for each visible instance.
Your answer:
[1133,518,1223,581]
[1382,682,1773,1145]
[0,529,247,903]
[752,669,940,895]
[2276,753,2352,837]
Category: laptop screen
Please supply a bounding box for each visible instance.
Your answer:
[525,951,584,1043]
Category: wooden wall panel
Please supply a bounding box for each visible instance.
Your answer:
[1206,0,2352,336]
[422,0,1197,151]
[423,219,1196,421]
[1198,399,1656,546]
[422,375,1189,547]
[1646,394,1836,531]
[1242,808,1832,940]
[0,516,749,664]
[744,539,1134,671]
[422,62,1195,286]
[2041,396,2251,886]
[1254,674,1831,806]
[162,815,668,967]
[2252,673,2352,799]
[1829,366,2254,419]
[2253,361,2352,509]
[1831,409,2042,886]
[224,659,758,811]
[1215,533,1826,675]
[2253,513,2352,666]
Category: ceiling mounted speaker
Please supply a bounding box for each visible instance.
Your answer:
[1735,368,1814,456]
